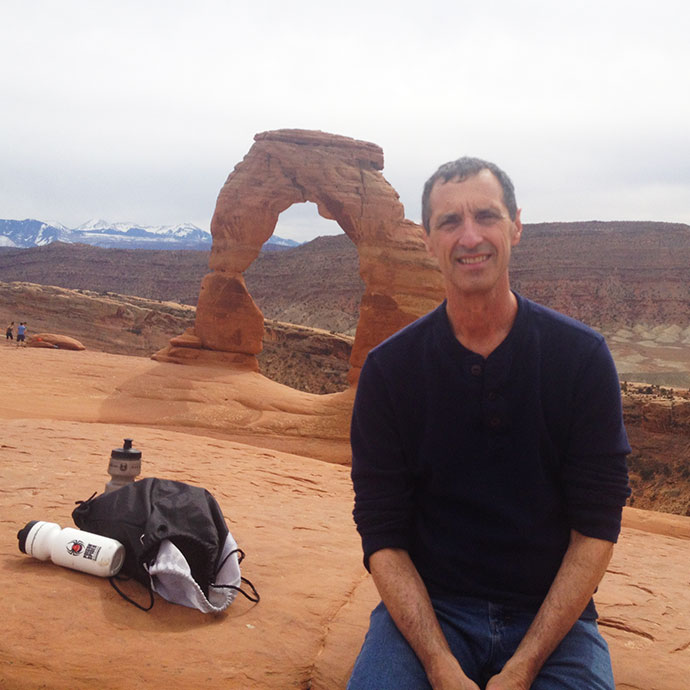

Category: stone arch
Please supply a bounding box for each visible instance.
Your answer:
[155,129,444,384]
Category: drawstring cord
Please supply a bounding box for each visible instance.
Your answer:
[109,574,155,611]
[212,548,261,603]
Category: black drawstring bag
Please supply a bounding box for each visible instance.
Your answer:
[72,477,259,612]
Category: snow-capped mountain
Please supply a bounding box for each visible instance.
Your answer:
[0,219,299,250]
[264,235,300,249]
[0,219,72,248]
[71,219,213,248]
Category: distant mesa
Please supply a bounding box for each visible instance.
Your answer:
[154,128,445,383]
[28,333,86,351]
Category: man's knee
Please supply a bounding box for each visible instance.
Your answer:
[533,619,614,690]
[347,603,430,690]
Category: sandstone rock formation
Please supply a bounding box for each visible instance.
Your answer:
[622,383,690,516]
[260,320,353,394]
[154,129,444,383]
[1,280,196,357]
[28,333,86,350]
[1,281,353,394]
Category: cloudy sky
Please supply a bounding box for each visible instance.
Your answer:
[2,0,689,242]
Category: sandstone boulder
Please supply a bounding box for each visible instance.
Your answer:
[28,338,58,348]
[28,332,86,350]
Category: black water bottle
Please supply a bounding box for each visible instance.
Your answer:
[105,438,142,493]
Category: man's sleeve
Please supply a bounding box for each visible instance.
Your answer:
[351,354,414,569]
[561,337,631,542]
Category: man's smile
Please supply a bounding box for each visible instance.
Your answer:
[456,254,491,265]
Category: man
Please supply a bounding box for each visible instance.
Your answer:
[349,157,631,689]
[16,322,27,347]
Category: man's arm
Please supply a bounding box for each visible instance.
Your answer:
[486,529,614,690]
[369,548,480,690]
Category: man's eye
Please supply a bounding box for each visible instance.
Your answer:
[438,217,459,229]
[476,211,499,223]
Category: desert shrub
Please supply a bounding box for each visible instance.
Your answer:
[640,466,655,481]
[627,455,671,481]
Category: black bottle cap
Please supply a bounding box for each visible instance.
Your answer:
[111,438,142,460]
[17,520,39,554]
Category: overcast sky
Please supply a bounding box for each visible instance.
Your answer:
[2,0,689,242]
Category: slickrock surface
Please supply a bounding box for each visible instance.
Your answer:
[597,512,690,690]
[1,418,375,690]
[1,348,689,689]
[0,348,353,465]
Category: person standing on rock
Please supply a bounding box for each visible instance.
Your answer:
[16,322,26,347]
[349,157,631,690]
[5,321,13,341]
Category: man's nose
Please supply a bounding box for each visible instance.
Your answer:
[456,220,483,249]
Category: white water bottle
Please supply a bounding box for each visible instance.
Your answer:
[17,521,125,577]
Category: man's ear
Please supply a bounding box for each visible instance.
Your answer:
[511,208,523,247]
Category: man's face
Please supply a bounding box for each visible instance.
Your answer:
[425,169,522,299]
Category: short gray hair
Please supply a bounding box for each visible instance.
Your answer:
[421,157,517,233]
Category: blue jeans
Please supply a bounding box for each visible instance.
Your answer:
[347,597,614,689]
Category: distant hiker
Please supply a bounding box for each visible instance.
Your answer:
[5,321,13,340]
[16,322,26,347]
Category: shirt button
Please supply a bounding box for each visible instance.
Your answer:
[470,364,482,376]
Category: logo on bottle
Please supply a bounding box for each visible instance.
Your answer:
[67,540,85,556]
[66,540,102,561]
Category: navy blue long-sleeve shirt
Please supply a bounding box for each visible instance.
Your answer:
[351,294,631,614]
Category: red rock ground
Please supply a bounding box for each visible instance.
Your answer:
[1,348,688,689]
